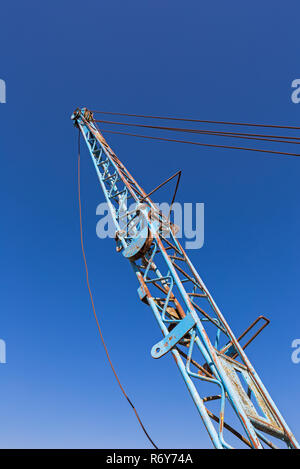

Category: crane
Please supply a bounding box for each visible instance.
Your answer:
[72,107,299,449]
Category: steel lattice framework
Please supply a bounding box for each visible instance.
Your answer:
[72,107,299,449]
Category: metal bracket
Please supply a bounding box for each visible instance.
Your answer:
[151,313,196,359]
[222,315,270,359]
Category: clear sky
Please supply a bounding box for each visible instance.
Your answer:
[0,1,299,448]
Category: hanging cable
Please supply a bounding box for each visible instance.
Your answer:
[100,129,300,158]
[91,110,300,130]
[77,129,158,449]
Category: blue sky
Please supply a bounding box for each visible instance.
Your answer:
[0,1,299,448]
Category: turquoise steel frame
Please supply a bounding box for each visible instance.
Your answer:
[72,107,299,449]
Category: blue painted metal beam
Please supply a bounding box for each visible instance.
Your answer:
[71,107,299,450]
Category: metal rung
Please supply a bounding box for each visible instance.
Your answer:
[109,189,127,199]
[97,158,109,166]
[102,173,117,182]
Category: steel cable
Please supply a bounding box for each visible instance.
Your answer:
[100,129,300,158]
[91,110,300,130]
[94,119,300,145]
[94,119,300,143]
